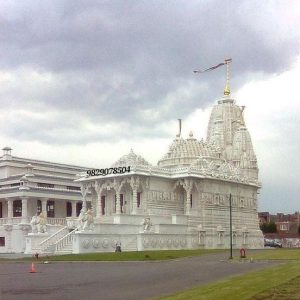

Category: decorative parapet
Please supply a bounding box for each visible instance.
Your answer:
[77,162,260,187]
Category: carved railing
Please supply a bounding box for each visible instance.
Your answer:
[55,227,78,252]
[47,218,67,226]
[12,217,24,224]
[0,217,28,225]
[39,226,69,252]
[0,218,8,225]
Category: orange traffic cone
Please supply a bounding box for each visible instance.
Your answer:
[30,262,36,273]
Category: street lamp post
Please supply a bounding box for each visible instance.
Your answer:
[229,193,233,259]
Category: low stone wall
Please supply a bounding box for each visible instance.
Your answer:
[71,230,264,253]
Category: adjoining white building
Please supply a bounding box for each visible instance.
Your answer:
[1,87,264,254]
[0,148,88,253]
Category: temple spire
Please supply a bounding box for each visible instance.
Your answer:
[223,58,232,96]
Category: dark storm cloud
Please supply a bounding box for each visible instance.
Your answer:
[0,0,299,144]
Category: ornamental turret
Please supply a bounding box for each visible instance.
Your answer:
[231,126,258,180]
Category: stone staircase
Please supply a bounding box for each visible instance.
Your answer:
[39,226,70,254]
[39,226,78,255]
[54,228,77,254]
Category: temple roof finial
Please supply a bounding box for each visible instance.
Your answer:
[223,58,232,96]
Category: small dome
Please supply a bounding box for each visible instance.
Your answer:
[188,131,195,139]
[111,149,151,167]
[157,137,219,169]
[2,146,12,151]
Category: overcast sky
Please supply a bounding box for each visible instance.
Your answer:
[0,1,299,213]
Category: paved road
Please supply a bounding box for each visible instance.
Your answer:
[0,252,278,300]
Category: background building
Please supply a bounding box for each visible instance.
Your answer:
[259,211,300,247]
[0,147,87,253]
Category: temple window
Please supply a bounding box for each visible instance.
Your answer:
[67,186,80,191]
[137,192,141,208]
[76,202,82,217]
[37,200,42,214]
[242,232,248,244]
[47,200,55,218]
[198,232,205,245]
[190,194,193,208]
[232,232,237,245]
[120,194,124,213]
[13,200,22,217]
[101,196,105,215]
[37,183,54,188]
[66,202,72,217]
[0,237,5,247]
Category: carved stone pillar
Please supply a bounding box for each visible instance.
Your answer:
[95,182,103,218]
[113,179,123,215]
[21,197,28,222]
[41,198,47,215]
[132,189,138,215]
[185,189,192,215]
[7,199,13,219]
[72,202,77,218]
[80,185,88,211]
[4,224,13,252]
[130,176,140,215]
[183,179,193,216]
[115,193,121,214]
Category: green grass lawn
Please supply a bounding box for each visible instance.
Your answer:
[157,249,300,300]
[42,249,224,261]
[251,275,300,300]
[247,248,300,261]
[157,262,300,300]
[0,249,224,262]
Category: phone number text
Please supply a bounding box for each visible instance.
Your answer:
[87,166,131,177]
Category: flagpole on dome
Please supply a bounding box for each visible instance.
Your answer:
[193,57,233,97]
[224,58,232,97]
[176,119,182,139]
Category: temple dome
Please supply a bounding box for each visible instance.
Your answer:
[111,149,151,167]
[157,135,220,169]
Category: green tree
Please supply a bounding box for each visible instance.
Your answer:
[267,221,277,233]
[260,221,277,233]
[260,222,267,233]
